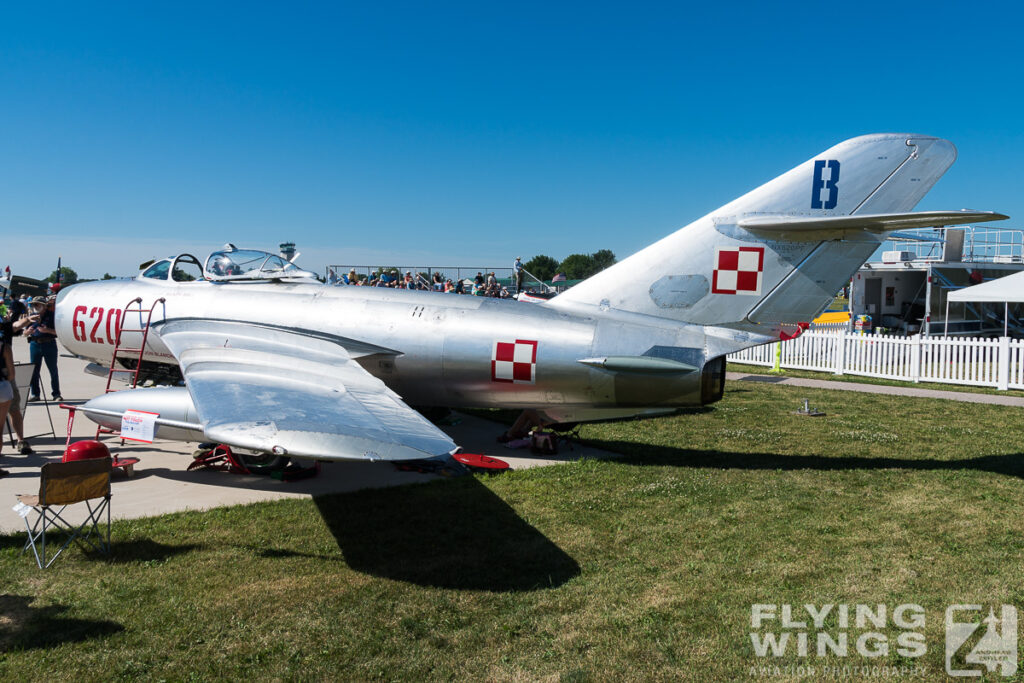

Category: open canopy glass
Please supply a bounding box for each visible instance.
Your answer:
[203,246,317,282]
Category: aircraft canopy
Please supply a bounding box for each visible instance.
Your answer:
[203,246,317,282]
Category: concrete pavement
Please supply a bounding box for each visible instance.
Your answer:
[1,337,613,533]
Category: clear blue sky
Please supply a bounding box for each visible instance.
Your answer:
[2,2,1021,279]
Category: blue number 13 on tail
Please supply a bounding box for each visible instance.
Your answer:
[811,159,840,209]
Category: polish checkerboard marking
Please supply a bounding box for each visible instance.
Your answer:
[491,339,537,384]
[712,246,764,295]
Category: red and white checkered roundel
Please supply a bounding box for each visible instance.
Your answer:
[491,339,537,384]
[712,246,764,295]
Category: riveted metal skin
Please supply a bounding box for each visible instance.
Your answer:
[58,279,721,415]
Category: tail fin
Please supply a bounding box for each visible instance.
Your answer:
[549,134,1001,333]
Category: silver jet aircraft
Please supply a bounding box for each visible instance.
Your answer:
[56,134,1006,465]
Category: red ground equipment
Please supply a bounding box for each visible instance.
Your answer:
[61,434,140,476]
[63,440,110,462]
[188,444,319,482]
[452,452,510,473]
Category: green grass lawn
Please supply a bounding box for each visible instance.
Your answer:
[3,381,1024,680]
[729,361,1024,397]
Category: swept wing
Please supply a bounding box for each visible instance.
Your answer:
[149,319,456,461]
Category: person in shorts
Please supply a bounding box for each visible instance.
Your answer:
[0,327,16,476]
[1,304,32,454]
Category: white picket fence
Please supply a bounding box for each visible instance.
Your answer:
[728,330,1024,390]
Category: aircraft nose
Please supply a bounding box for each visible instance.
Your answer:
[54,280,87,319]
[55,285,72,307]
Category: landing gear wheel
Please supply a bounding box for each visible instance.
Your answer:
[193,443,218,460]
[234,451,290,473]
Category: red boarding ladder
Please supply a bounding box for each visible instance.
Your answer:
[95,296,166,441]
[104,297,166,393]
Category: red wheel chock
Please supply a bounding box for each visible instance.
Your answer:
[453,452,510,472]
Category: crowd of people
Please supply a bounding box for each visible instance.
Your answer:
[327,266,520,298]
[0,288,63,476]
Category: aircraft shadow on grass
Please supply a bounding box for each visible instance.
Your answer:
[95,538,204,564]
[0,594,123,651]
[588,440,1024,479]
[314,476,580,592]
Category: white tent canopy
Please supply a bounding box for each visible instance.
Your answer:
[948,270,1024,303]
[945,270,1024,336]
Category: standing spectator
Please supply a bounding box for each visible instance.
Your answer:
[1,304,32,453]
[7,295,26,329]
[0,319,16,476]
[27,296,61,402]
[513,257,525,294]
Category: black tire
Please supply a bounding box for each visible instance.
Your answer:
[234,451,290,472]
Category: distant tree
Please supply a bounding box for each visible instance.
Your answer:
[591,249,617,272]
[558,253,596,280]
[101,273,116,280]
[524,254,559,281]
[558,250,617,280]
[47,267,78,285]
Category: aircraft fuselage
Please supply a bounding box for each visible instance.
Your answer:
[57,278,728,423]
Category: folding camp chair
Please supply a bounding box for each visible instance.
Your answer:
[14,457,112,568]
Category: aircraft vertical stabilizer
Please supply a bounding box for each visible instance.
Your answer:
[548,134,1003,335]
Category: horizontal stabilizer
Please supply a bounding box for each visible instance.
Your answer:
[886,231,945,243]
[577,356,697,374]
[738,210,1008,234]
